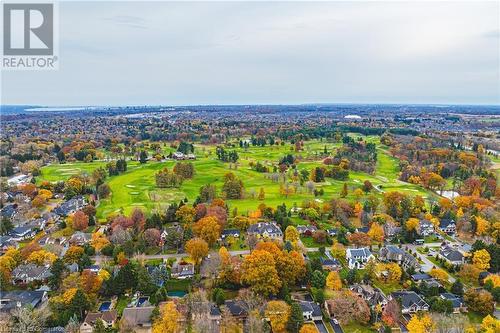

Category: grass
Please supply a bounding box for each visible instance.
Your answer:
[342,322,378,333]
[115,296,131,316]
[165,279,191,292]
[39,138,438,221]
[372,280,402,295]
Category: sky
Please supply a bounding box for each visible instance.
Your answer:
[2,1,499,106]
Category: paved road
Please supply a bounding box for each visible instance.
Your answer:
[407,243,456,283]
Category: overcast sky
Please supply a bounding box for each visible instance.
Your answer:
[2,1,499,106]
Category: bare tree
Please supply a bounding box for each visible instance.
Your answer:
[10,306,50,333]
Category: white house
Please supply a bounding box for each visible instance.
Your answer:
[346,248,374,269]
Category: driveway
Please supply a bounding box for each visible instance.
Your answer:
[329,319,344,333]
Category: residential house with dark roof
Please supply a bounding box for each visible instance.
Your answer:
[80,311,117,333]
[439,245,464,266]
[224,300,248,320]
[0,235,18,253]
[171,262,194,279]
[379,245,419,270]
[9,226,36,241]
[320,257,341,271]
[440,293,467,313]
[439,219,456,235]
[350,284,388,309]
[1,204,17,220]
[297,225,318,235]
[0,290,48,313]
[356,226,370,234]
[390,291,429,314]
[346,247,374,269]
[221,229,241,240]
[298,301,322,321]
[121,306,155,329]
[11,264,52,284]
[326,228,338,237]
[247,222,283,240]
[69,231,92,246]
[418,220,435,236]
[383,222,402,239]
[54,196,86,217]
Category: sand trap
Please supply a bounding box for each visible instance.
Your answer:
[130,191,139,195]
[125,185,136,188]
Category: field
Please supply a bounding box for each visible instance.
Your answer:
[38,136,437,221]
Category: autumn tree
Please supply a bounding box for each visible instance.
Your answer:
[330,242,346,261]
[91,232,110,252]
[348,232,371,247]
[472,249,491,271]
[429,268,448,283]
[285,226,300,244]
[143,228,161,246]
[27,250,57,265]
[299,324,318,333]
[265,300,290,333]
[175,205,196,224]
[241,249,281,296]
[72,211,89,231]
[367,223,384,243]
[193,216,221,246]
[326,271,342,290]
[152,301,180,333]
[232,216,251,231]
[407,313,435,333]
[64,246,85,264]
[464,289,494,315]
[326,290,370,325]
[185,238,209,265]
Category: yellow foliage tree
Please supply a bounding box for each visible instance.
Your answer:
[152,301,180,333]
[331,242,346,261]
[27,249,57,265]
[185,237,209,265]
[193,216,221,246]
[407,314,435,333]
[484,274,500,288]
[367,223,384,243]
[475,216,489,236]
[481,314,500,333]
[265,300,290,333]
[472,249,491,271]
[91,232,110,252]
[64,246,85,263]
[241,250,281,296]
[326,271,342,290]
[429,268,448,283]
[406,218,420,231]
[299,324,319,333]
[285,226,300,244]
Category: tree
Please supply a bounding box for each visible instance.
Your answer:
[173,162,195,179]
[27,249,57,265]
[72,211,89,231]
[143,228,161,246]
[348,232,371,247]
[185,238,209,264]
[9,306,50,333]
[285,226,300,244]
[459,264,481,284]
[311,270,326,289]
[382,299,401,327]
[242,249,282,296]
[451,280,464,296]
[265,300,290,333]
[64,246,85,264]
[340,183,348,198]
[139,150,148,163]
[94,319,106,333]
[175,205,196,224]
[326,290,370,325]
[472,249,491,271]
[68,289,90,320]
[407,314,435,333]
[299,324,318,333]
[152,301,180,333]
[199,184,217,203]
[406,218,420,231]
[287,301,304,333]
[49,258,66,290]
[326,271,342,290]
[367,223,384,243]
[193,216,221,246]
[464,289,494,315]
[91,232,110,252]
[481,314,500,333]
[331,242,346,260]
[233,215,251,231]
[429,268,448,283]
[258,187,265,200]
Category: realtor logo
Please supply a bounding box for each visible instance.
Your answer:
[3,3,53,55]
[2,2,58,69]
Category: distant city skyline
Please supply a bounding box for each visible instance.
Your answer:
[2,1,499,106]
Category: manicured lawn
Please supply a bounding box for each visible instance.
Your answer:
[467,311,485,324]
[342,322,378,333]
[165,279,192,292]
[300,236,326,248]
[373,280,402,295]
[39,138,438,221]
[115,296,131,316]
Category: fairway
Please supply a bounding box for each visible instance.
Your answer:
[39,138,437,221]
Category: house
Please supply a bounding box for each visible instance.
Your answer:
[7,174,31,186]
[172,152,186,160]
[326,229,338,237]
[147,265,168,286]
[9,226,36,241]
[171,262,194,279]
[221,229,240,240]
[298,301,322,321]
[410,273,442,288]
[390,291,429,314]
[224,300,247,320]
[1,204,17,220]
[247,222,283,240]
[383,222,402,239]
[0,235,18,253]
[320,257,341,271]
[439,219,456,235]
[160,224,183,241]
[346,247,374,269]
[350,284,388,308]
[11,264,51,284]
[297,225,318,235]
[0,290,48,313]
[54,196,86,217]
[439,245,464,266]
[356,226,370,234]
[80,311,117,333]
[418,220,435,236]
[69,231,92,246]
[440,293,467,313]
[121,306,155,329]
[379,245,419,270]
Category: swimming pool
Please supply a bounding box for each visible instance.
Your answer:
[99,301,111,312]
[167,291,187,298]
